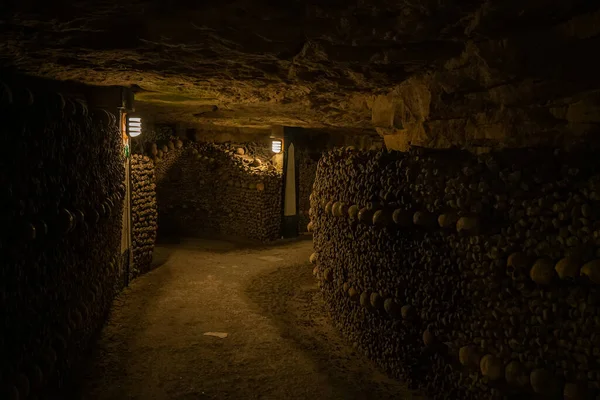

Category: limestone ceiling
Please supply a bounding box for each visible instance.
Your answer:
[1,0,599,134]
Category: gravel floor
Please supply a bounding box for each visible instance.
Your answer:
[73,238,419,400]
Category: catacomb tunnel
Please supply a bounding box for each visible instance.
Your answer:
[2,1,600,399]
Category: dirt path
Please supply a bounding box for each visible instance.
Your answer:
[74,238,419,400]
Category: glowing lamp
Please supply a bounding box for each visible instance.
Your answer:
[271,139,282,153]
[127,116,142,137]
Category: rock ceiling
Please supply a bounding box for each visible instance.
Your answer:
[1,0,600,141]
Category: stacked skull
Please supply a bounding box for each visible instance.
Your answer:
[310,146,600,400]
[0,79,125,398]
[130,154,158,279]
[153,140,282,242]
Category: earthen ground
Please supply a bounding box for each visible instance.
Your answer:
[73,238,420,400]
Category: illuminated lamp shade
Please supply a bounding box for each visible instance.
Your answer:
[271,139,282,153]
[127,116,142,137]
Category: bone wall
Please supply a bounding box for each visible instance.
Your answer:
[151,140,282,242]
[310,147,600,400]
[130,155,158,279]
[292,128,382,235]
[0,82,125,398]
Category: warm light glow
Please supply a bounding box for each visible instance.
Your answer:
[127,116,142,137]
[271,139,282,153]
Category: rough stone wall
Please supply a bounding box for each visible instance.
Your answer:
[153,140,282,242]
[3,2,600,137]
[310,147,600,400]
[0,83,125,398]
[374,3,600,153]
[130,155,158,280]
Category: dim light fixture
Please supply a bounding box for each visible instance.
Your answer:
[127,116,142,137]
[271,139,282,153]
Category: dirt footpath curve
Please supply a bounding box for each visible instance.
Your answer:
[74,238,419,400]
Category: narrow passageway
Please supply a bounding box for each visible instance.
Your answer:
[74,239,417,400]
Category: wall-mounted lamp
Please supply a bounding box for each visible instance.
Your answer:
[271,139,282,154]
[127,116,142,137]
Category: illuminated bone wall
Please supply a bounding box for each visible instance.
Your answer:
[311,147,600,400]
